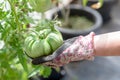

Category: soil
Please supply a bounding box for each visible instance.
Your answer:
[59,16,94,30]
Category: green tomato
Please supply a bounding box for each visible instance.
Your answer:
[24,27,63,58]
[29,0,52,12]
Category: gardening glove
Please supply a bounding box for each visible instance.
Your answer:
[32,32,95,67]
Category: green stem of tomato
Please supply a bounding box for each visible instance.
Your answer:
[49,21,56,31]
[41,13,55,31]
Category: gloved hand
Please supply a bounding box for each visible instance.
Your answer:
[32,32,95,68]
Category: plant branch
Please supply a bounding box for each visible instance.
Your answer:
[65,5,70,26]
[8,0,21,32]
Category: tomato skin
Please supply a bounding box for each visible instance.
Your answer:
[46,32,63,52]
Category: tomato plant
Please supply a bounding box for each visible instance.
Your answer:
[0,0,61,80]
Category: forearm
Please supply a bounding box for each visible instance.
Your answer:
[94,31,120,56]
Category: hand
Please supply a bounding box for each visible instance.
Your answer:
[33,32,95,68]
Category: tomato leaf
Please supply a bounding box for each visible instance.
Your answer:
[28,66,40,78]
[39,66,52,78]
[18,51,28,73]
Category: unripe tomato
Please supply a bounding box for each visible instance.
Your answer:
[24,19,63,58]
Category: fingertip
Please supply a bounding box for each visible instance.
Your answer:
[90,32,95,36]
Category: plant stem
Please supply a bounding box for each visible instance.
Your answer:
[8,0,21,32]
[57,3,70,27]
[65,5,70,26]
[42,13,55,31]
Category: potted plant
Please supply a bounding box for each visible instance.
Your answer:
[46,4,103,39]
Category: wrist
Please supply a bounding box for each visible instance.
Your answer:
[94,35,100,56]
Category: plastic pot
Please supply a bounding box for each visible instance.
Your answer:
[46,5,103,40]
[29,67,66,80]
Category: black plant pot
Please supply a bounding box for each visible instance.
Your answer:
[38,67,66,80]
[87,0,116,23]
[29,67,66,80]
[46,5,102,40]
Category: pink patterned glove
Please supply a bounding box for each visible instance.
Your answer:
[44,32,95,67]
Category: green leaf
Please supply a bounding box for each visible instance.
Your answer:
[29,0,52,12]
[82,0,88,7]
[28,66,40,78]
[0,9,8,19]
[39,66,52,78]
[18,51,28,73]
[2,26,11,40]
[0,23,4,32]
